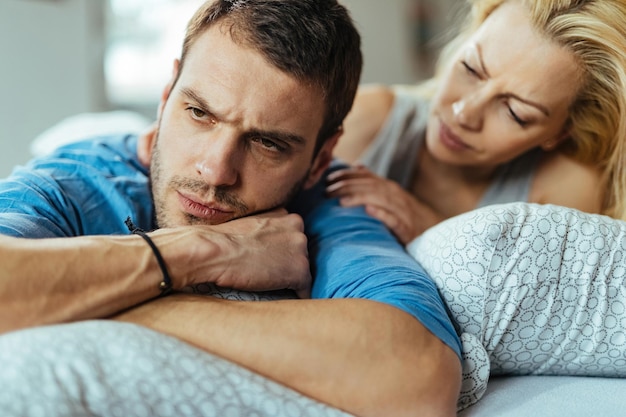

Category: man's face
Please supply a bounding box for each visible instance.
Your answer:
[146,23,332,227]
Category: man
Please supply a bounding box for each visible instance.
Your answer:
[0,1,461,416]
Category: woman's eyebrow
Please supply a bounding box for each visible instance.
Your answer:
[473,43,550,117]
[469,43,490,78]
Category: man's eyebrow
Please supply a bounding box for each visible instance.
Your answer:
[181,87,213,112]
[180,87,307,145]
[247,129,307,147]
[474,43,551,117]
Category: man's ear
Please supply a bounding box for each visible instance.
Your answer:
[156,59,180,120]
[138,59,181,167]
[303,128,343,189]
[137,123,158,167]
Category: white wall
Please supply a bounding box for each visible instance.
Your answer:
[342,0,418,85]
[0,0,107,178]
[343,0,462,85]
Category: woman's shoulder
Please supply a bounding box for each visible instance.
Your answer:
[334,84,396,163]
[530,151,604,213]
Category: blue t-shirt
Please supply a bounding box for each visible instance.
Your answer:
[0,134,462,359]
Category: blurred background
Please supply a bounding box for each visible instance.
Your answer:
[0,0,461,178]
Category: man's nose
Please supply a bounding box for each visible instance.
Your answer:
[195,133,240,187]
[452,93,485,132]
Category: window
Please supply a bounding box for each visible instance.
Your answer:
[105,0,203,107]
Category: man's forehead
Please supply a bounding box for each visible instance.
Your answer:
[179,26,326,143]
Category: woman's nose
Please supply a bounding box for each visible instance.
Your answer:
[452,96,483,131]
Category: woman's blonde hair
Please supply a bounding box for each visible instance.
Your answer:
[422,0,626,219]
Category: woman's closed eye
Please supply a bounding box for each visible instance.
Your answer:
[509,108,529,127]
[461,61,481,78]
[506,102,530,127]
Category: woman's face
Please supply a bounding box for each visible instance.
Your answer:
[427,1,582,168]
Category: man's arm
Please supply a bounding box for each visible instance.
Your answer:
[0,210,311,333]
[115,295,460,417]
[115,192,463,417]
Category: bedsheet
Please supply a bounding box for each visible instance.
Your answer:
[458,375,626,416]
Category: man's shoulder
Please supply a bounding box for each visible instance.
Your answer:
[40,133,143,172]
[0,133,153,237]
[288,159,348,219]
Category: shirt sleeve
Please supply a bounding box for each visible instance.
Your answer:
[0,135,152,238]
[290,161,462,359]
[0,163,83,238]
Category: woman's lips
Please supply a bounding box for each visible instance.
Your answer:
[439,121,472,152]
[177,192,233,223]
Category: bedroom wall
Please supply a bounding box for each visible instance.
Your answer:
[0,0,458,179]
[0,0,108,178]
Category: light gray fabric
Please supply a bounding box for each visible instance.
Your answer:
[458,375,626,417]
[0,320,353,417]
[358,87,541,207]
[409,203,626,408]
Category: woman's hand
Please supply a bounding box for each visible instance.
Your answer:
[326,165,443,244]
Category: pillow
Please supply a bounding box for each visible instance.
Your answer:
[30,111,152,157]
[0,320,351,417]
[409,203,626,408]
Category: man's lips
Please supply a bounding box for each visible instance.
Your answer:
[177,192,233,220]
[439,121,473,151]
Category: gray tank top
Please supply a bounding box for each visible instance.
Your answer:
[358,87,541,207]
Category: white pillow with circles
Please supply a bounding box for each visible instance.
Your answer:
[409,202,626,409]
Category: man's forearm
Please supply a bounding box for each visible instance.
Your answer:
[114,293,461,417]
[0,210,311,334]
[0,234,166,333]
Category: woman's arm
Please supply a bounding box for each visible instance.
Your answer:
[333,84,396,164]
[530,152,604,213]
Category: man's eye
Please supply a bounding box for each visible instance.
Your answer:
[187,107,207,119]
[252,137,285,152]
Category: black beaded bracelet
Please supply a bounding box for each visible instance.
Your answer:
[125,217,173,295]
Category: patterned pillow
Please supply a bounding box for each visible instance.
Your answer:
[409,202,626,409]
[0,320,352,417]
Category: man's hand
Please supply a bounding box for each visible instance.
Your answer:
[152,208,312,297]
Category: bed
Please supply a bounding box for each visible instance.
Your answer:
[3,112,623,416]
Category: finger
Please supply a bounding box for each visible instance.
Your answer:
[364,204,403,236]
[285,212,305,232]
[328,183,393,209]
[366,205,416,244]
[253,207,289,218]
[326,176,383,195]
[295,286,312,299]
[337,192,388,209]
[293,267,312,299]
[326,166,375,184]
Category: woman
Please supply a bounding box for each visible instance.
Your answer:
[330,0,626,245]
[330,0,626,409]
